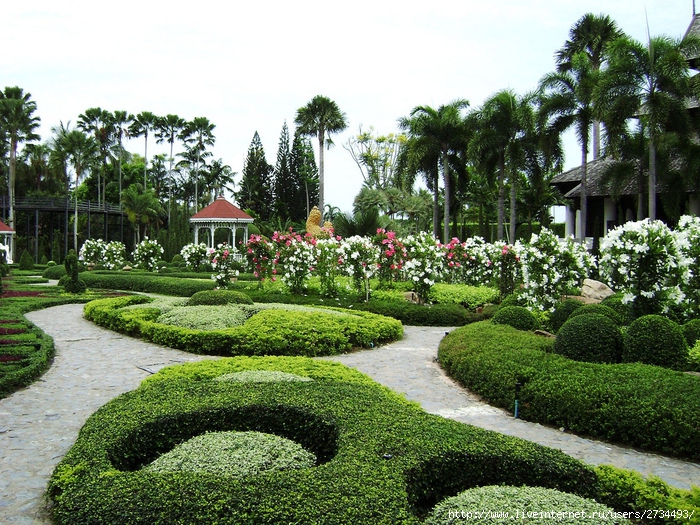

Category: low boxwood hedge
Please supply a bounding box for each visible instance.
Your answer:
[74,271,216,295]
[48,357,599,524]
[187,289,254,306]
[492,305,538,331]
[623,315,688,370]
[84,296,403,356]
[438,321,700,460]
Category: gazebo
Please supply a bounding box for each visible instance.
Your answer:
[189,197,254,252]
[0,219,15,263]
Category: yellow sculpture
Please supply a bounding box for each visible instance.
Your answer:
[305,206,333,238]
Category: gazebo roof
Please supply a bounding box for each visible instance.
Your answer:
[0,220,15,233]
[190,197,253,222]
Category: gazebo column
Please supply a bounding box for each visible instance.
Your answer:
[194,226,199,245]
[210,225,216,248]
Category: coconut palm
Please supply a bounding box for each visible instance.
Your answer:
[294,95,348,214]
[600,34,700,220]
[399,100,469,241]
[181,117,216,211]
[0,87,40,235]
[129,111,158,188]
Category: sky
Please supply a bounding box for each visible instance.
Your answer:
[1,0,697,214]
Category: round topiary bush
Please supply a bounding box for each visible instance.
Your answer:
[623,315,688,370]
[171,254,183,264]
[682,319,700,348]
[554,313,623,363]
[187,289,254,306]
[600,293,630,324]
[424,485,629,525]
[550,298,584,333]
[568,303,622,325]
[491,305,538,331]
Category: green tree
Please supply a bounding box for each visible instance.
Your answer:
[203,159,235,201]
[78,107,114,206]
[399,100,469,241]
[273,122,294,220]
[343,126,406,190]
[121,183,163,245]
[181,117,216,211]
[112,110,133,205]
[0,86,40,235]
[294,95,348,214]
[129,111,158,188]
[235,131,273,219]
[155,114,186,222]
[289,129,318,221]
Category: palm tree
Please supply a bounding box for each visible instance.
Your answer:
[129,111,158,188]
[601,34,700,220]
[121,183,163,245]
[540,53,598,239]
[0,87,40,235]
[294,95,348,214]
[78,107,114,207]
[399,100,469,241]
[556,13,623,159]
[203,159,235,200]
[181,117,216,211]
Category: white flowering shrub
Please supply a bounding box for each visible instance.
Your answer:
[131,237,164,272]
[208,243,239,289]
[79,238,106,264]
[180,242,211,272]
[599,219,684,317]
[314,237,344,297]
[520,229,594,312]
[674,215,700,318]
[337,235,379,300]
[271,231,316,294]
[402,231,445,303]
[103,241,127,270]
[457,236,497,286]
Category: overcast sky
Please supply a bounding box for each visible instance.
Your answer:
[2,1,697,213]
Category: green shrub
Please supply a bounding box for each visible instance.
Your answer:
[76,272,216,296]
[40,255,48,265]
[48,357,597,524]
[550,298,584,333]
[491,305,538,331]
[682,319,700,348]
[156,305,259,330]
[171,254,183,264]
[499,290,527,307]
[623,315,688,370]
[425,485,627,524]
[427,284,498,310]
[601,293,631,324]
[187,289,254,306]
[62,254,86,294]
[554,314,623,363]
[42,264,67,280]
[18,249,34,271]
[690,341,700,371]
[355,300,470,326]
[438,321,700,460]
[568,303,623,325]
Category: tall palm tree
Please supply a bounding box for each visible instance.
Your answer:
[540,52,598,239]
[155,114,186,225]
[181,117,216,211]
[556,13,623,159]
[204,159,236,200]
[120,183,163,245]
[399,100,469,241]
[294,95,348,214]
[0,87,40,236]
[601,34,700,220]
[129,111,158,188]
[78,107,114,207]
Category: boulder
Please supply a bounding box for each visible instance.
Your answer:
[580,278,614,301]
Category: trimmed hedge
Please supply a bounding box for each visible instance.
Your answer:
[427,284,499,310]
[623,315,688,370]
[438,321,700,460]
[84,297,403,356]
[550,298,583,333]
[492,305,538,331]
[568,303,623,325]
[74,271,216,295]
[554,313,623,363]
[48,357,598,524]
[682,319,700,348]
[187,289,253,306]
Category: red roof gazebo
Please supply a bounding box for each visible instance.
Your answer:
[0,219,15,263]
[189,197,254,250]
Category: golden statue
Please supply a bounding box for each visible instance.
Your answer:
[305,206,333,238]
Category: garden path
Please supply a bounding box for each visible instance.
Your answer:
[0,304,698,524]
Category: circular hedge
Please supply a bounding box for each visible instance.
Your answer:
[623,315,688,370]
[682,319,700,348]
[425,485,629,524]
[600,294,630,324]
[550,299,583,333]
[48,358,597,524]
[567,303,622,325]
[491,305,538,331]
[554,313,623,363]
[187,289,254,306]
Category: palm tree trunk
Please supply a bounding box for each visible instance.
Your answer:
[8,138,17,233]
[442,151,450,242]
[497,159,506,240]
[580,145,588,240]
[432,171,439,239]
[593,120,601,159]
[649,141,657,220]
[509,168,517,242]
[318,131,325,213]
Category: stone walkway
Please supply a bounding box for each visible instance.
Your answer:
[1,305,699,524]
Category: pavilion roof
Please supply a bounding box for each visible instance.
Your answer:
[190,197,253,221]
[0,220,15,233]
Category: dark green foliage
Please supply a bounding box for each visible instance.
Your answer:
[354,300,470,326]
[499,290,527,307]
[438,321,700,460]
[235,131,274,220]
[554,314,623,363]
[491,306,538,331]
[73,271,216,296]
[187,289,254,306]
[623,315,688,370]
[18,249,34,271]
[40,255,48,265]
[62,254,86,294]
[682,319,700,348]
[600,294,631,324]
[48,359,597,524]
[550,298,583,333]
[568,303,622,325]
[171,254,183,264]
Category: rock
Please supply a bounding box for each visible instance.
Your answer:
[580,279,614,302]
[534,329,555,339]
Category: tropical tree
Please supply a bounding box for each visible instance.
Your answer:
[343,126,406,190]
[600,34,700,220]
[288,129,319,221]
[112,110,132,206]
[0,86,40,233]
[129,111,158,188]
[294,95,348,214]
[399,100,469,241]
[272,122,294,220]
[556,13,623,159]
[121,183,163,245]
[181,117,216,211]
[203,158,235,201]
[235,131,273,219]
[78,107,114,206]
[540,52,598,239]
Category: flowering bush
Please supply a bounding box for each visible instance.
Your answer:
[402,231,444,303]
[489,241,521,300]
[519,229,594,312]
[372,228,406,287]
[103,241,127,270]
[599,219,684,317]
[337,235,379,300]
[245,235,275,285]
[208,243,239,289]
[131,237,164,272]
[271,230,316,294]
[460,237,498,286]
[180,243,211,272]
[674,215,700,318]
[314,238,343,297]
[79,238,106,264]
